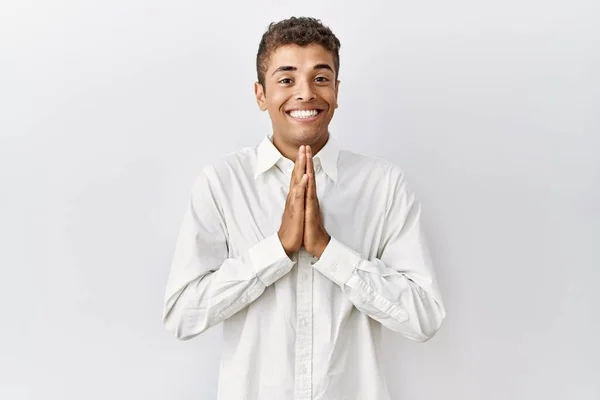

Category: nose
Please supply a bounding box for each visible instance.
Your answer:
[294,80,316,101]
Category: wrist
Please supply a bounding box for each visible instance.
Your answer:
[277,231,295,257]
[314,235,331,258]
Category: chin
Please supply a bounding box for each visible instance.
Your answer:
[292,129,327,144]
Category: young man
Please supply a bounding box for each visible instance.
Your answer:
[163,17,445,400]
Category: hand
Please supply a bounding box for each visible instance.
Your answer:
[278,145,309,257]
[303,145,330,258]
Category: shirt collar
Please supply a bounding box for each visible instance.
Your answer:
[255,133,339,182]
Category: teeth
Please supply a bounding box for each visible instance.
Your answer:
[289,109,319,119]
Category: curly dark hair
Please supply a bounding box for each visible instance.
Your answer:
[256,17,341,88]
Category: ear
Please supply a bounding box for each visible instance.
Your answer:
[334,80,340,109]
[254,82,267,111]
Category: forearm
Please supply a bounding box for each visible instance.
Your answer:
[312,236,445,341]
[164,263,270,340]
[163,233,296,340]
[343,270,445,340]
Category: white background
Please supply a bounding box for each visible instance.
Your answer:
[1,0,599,399]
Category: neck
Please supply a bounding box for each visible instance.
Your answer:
[272,132,330,161]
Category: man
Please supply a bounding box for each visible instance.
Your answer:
[163,16,445,400]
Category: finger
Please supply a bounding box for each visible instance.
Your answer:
[306,148,317,205]
[294,174,308,211]
[307,147,318,205]
[306,146,315,179]
[306,171,317,214]
[298,145,307,178]
[292,145,306,185]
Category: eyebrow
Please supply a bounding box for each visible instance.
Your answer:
[271,63,334,76]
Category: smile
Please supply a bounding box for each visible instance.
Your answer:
[286,109,323,121]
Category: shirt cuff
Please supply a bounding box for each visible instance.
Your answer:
[311,236,361,287]
[248,233,297,287]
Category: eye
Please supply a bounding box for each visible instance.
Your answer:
[278,78,293,84]
[315,76,330,83]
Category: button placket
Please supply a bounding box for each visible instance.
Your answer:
[294,250,313,399]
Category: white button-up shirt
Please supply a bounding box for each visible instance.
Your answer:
[163,133,446,400]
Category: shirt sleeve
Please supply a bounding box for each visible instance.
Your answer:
[311,172,446,342]
[162,167,296,340]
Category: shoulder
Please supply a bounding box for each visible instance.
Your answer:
[187,144,257,214]
[338,148,414,215]
[339,148,407,185]
[193,144,257,187]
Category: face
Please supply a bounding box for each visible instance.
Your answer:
[254,44,339,149]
